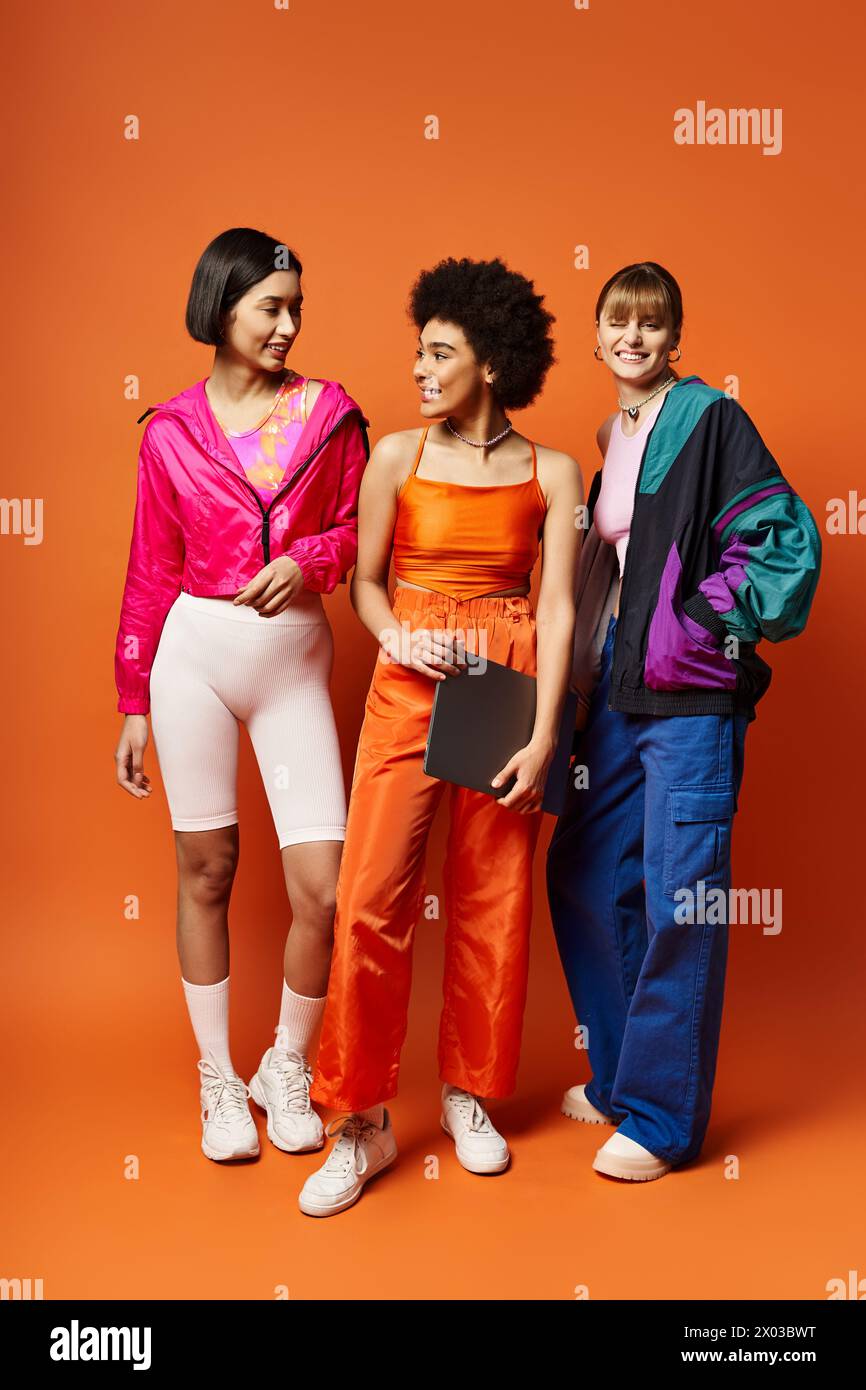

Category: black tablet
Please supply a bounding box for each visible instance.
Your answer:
[423,655,578,815]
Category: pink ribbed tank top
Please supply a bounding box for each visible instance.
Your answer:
[593,397,664,574]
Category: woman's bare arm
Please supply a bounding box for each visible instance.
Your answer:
[531,448,584,749]
[494,446,584,812]
[597,412,616,460]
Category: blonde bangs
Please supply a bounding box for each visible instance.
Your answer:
[599,276,673,328]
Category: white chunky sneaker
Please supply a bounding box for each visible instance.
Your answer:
[593,1130,671,1182]
[440,1084,510,1174]
[197,1049,260,1162]
[248,1046,324,1153]
[298,1110,397,1217]
[561,1082,616,1125]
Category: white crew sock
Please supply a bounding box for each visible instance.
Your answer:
[275,979,327,1059]
[182,974,239,1078]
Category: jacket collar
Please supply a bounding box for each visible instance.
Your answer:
[137,375,367,486]
[668,373,704,393]
[585,374,707,504]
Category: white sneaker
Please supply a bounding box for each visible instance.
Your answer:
[440,1084,510,1174]
[298,1110,397,1217]
[197,1049,260,1162]
[561,1082,615,1125]
[248,1046,324,1153]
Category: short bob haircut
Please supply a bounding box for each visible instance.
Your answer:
[407,255,557,411]
[594,261,683,342]
[185,227,303,345]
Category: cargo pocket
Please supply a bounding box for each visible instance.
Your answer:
[663,785,735,896]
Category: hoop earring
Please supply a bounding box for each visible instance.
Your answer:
[593,345,603,360]
[668,346,681,362]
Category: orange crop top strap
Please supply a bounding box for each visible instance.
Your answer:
[410,425,431,476]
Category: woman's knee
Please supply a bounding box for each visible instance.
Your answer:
[175,829,239,904]
[292,882,338,933]
[281,841,342,935]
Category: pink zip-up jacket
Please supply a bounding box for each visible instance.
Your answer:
[114,375,370,715]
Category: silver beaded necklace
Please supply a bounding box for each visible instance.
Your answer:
[618,374,676,420]
[445,416,513,448]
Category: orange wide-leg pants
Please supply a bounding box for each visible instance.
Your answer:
[310,587,544,1113]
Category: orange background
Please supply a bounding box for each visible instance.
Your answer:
[3,0,864,1300]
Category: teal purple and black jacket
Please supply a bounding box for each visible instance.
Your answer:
[579,374,821,719]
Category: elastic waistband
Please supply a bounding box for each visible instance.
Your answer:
[177,589,326,626]
[391,587,534,618]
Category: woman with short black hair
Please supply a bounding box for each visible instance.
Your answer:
[113,227,370,1164]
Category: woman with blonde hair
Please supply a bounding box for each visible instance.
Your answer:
[548,261,821,1181]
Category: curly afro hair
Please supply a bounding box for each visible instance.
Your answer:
[407,256,557,411]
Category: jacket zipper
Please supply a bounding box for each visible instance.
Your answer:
[140,405,362,568]
[256,410,361,563]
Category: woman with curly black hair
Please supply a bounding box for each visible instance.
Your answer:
[298,256,583,1216]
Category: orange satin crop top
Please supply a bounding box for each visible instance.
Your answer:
[392,425,548,601]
